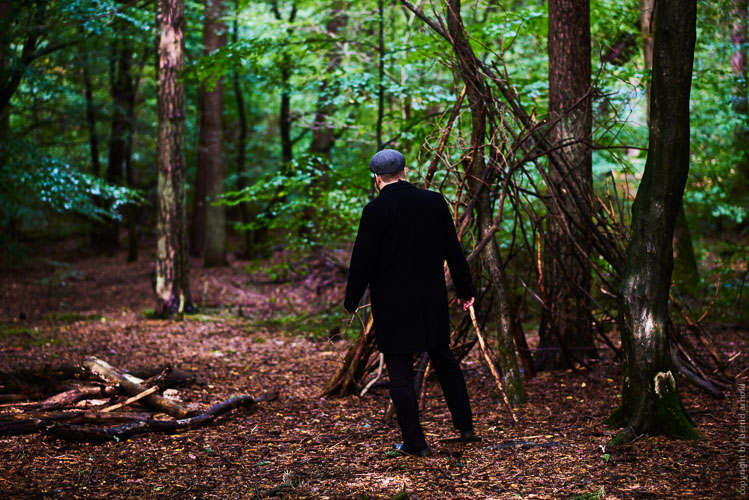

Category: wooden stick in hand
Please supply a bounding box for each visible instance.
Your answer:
[468,304,518,423]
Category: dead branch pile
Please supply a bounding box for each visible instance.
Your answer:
[0,357,278,442]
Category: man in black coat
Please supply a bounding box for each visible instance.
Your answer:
[344,149,477,456]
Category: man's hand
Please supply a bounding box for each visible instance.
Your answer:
[458,297,475,311]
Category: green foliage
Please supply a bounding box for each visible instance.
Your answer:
[224,154,369,252]
[0,136,143,230]
[0,325,62,347]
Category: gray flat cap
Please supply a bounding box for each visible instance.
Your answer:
[369,149,406,174]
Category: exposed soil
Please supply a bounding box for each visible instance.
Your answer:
[0,247,746,499]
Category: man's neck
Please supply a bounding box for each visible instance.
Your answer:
[380,178,404,188]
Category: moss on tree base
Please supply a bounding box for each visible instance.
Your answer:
[603,405,624,429]
[609,371,701,445]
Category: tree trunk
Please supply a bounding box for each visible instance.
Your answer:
[102,32,135,253]
[231,0,253,257]
[536,0,596,371]
[0,0,10,137]
[81,49,101,178]
[612,0,700,444]
[270,2,296,166]
[672,202,699,293]
[640,0,699,295]
[446,0,525,405]
[731,0,749,221]
[375,0,385,152]
[279,63,293,165]
[309,5,346,156]
[479,217,527,405]
[192,0,227,266]
[155,0,192,317]
[639,0,655,118]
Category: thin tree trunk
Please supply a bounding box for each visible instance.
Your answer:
[279,63,292,165]
[0,0,10,137]
[376,0,385,152]
[155,0,192,317]
[445,0,525,405]
[103,32,134,253]
[639,0,655,118]
[309,5,346,156]
[731,0,749,220]
[536,0,595,371]
[125,117,138,263]
[231,0,252,257]
[81,50,101,178]
[612,0,699,444]
[193,0,227,266]
[270,2,296,167]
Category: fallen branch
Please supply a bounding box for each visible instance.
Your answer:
[670,346,723,399]
[42,391,280,442]
[0,410,149,437]
[101,386,159,413]
[83,357,190,419]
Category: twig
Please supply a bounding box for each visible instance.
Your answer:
[100,386,159,413]
[359,353,384,397]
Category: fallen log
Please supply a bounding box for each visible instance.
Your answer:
[82,357,190,419]
[0,410,149,437]
[42,391,279,442]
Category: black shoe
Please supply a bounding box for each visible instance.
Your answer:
[459,430,481,442]
[391,443,430,457]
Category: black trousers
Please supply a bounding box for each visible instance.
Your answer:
[384,346,473,451]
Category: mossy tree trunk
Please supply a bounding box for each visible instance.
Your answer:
[613,0,700,444]
[446,0,525,405]
[155,0,192,317]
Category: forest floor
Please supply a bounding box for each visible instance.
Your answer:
[0,244,746,499]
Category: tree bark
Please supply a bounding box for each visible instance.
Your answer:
[446,0,525,405]
[231,0,253,257]
[81,48,101,178]
[155,0,193,317]
[640,0,699,294]
[309,4,347,156]
[192,0,227,266]
[612,0,700,444]
[102,31,135,252]
[536,0,596,371]
[731,0,749,216]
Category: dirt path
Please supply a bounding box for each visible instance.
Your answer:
[0,250,746,498]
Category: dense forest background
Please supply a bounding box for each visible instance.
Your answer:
[1,0,746,299]
[1,0,748,497]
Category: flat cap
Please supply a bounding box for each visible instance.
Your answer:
[369,149,406,174]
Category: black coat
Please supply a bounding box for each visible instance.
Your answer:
[344,181,475,354]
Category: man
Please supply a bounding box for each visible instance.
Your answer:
[344,149,477,456]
